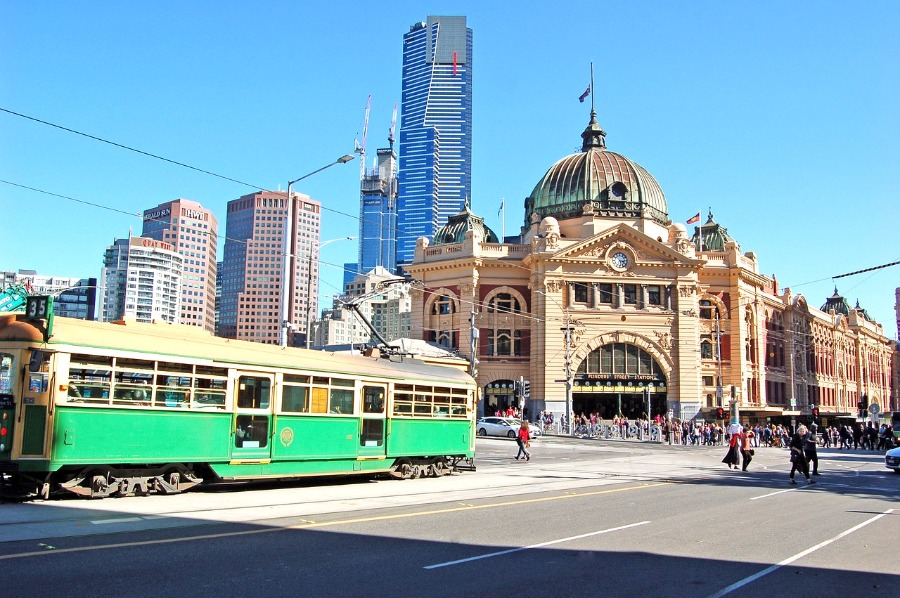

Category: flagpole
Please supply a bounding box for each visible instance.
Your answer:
[590,62,595,112]
[698,207,703,252]
[501,198,505,242]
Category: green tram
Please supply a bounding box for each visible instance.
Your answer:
[0,309,476,499]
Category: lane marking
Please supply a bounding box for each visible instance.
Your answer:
[424,521,650,570]
[0,482,666,561]
[91,517,143,525]
[708,508,895,598]
[750,488,797,500]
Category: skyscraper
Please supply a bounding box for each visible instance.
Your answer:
[396,16,473,269]
[141,199,218,332]
[358,145,398,274]
[218,191,321,345]
[99,236,183,324]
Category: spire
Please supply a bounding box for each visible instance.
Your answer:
[581,108,607,151]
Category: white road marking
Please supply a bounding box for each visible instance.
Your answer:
[424,520,650,570]
[708,508,895,598]
[91,517,143,525]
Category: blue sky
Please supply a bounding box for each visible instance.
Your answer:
[2,1,898,337]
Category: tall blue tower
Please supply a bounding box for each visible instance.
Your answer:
[358,146,398,275]
[396,16,473,269]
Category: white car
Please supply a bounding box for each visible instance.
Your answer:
[885,445,900,474]
[512,420,542,437]
[476,417,520,438]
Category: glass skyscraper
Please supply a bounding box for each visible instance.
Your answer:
[396,16,473,269]
[358,146,398,274]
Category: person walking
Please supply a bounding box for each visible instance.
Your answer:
[514,421,531,461]
[740,424,755,471]
[789,424,816,485]
[722,423,742,469]
[804,423,820,475]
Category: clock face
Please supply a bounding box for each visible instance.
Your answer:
[611,251,629,269]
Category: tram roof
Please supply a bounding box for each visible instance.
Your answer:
[0,315,475,386]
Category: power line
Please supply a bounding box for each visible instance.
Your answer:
[833,259,900,280]
[0,107,266,190]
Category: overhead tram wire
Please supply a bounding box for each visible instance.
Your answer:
[0,106,376,228]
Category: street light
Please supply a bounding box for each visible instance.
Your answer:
[280,154,355,348]
[536,289,575,437]
[305,235,356,350]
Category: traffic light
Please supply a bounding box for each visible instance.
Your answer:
[522,380,530,398]
[715,406,725,420]
[860,394,868,409]
[811,407,819,418]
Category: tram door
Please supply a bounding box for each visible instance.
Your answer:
[357,385,386,459]
[231,373,274,461]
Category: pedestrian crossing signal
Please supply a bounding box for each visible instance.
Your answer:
[715,407,725,419]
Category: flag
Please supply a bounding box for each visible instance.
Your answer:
[498,199,504,217]
[686,213,701,225]
[579,86,591,103]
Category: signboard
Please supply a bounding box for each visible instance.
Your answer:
[868,403,880,416]
[790,398,797,408]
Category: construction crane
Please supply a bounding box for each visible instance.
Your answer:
[354,95,371,180]
[388,102,398,150]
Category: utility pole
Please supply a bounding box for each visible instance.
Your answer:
[715,311,723,408]
[563,311,574,437]
[469,309,480,417]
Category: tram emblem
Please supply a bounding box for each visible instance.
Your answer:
[280,427,295,448]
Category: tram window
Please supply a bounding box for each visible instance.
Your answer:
[235,414,268,448]
[194,377,226,409]
[237,377,270,409]
[282,384,309,413]
[363,386,384,414]
[393,386,413,416]
[329,388,354,414]
[0,354,13,396]
[157,375,191,407]
[311,387,328,414]
[360,419,383,446]
[68,363,111,403]
[413,391,433,415]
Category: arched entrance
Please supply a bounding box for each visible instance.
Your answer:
[483,380,517,416]
[573,342,668,419]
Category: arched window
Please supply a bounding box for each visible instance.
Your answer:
[432,294,455,315]
[483,290,526,358]
[487,293,519,314]
[701,339,714,360]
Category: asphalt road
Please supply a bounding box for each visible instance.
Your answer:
[1,436,897,597]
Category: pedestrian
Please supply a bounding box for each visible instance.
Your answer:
[804,424,820,475]
[789,424,816,485]
[740,425,755,471]
[514,421,531,461]
[722,423,742,470]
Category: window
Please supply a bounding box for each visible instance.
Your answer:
[623,285,637,305]
[433,295,454,315]
[488,293,519,314]
[598,284,614,304]
[573,283,592,304]
[237,376,270,409]
[647,286,661,306]
[282,374,310,412]
[701,337,714,360]
[700,300,717,320]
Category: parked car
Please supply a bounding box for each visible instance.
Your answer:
[885,445,900,474]
[476,417,520,438]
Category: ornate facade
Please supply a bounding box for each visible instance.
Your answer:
[405,110,895,424]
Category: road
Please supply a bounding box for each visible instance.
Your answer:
[1,436,897,597]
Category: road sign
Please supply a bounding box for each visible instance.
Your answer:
[868,402,880,416]
[790,398,797,408]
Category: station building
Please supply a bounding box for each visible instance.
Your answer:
[404,110,894,425]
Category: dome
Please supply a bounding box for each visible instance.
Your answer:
[690,211,736,252]
[524,110,668,228]
[821,287,851,316]
[432,204,499,245]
